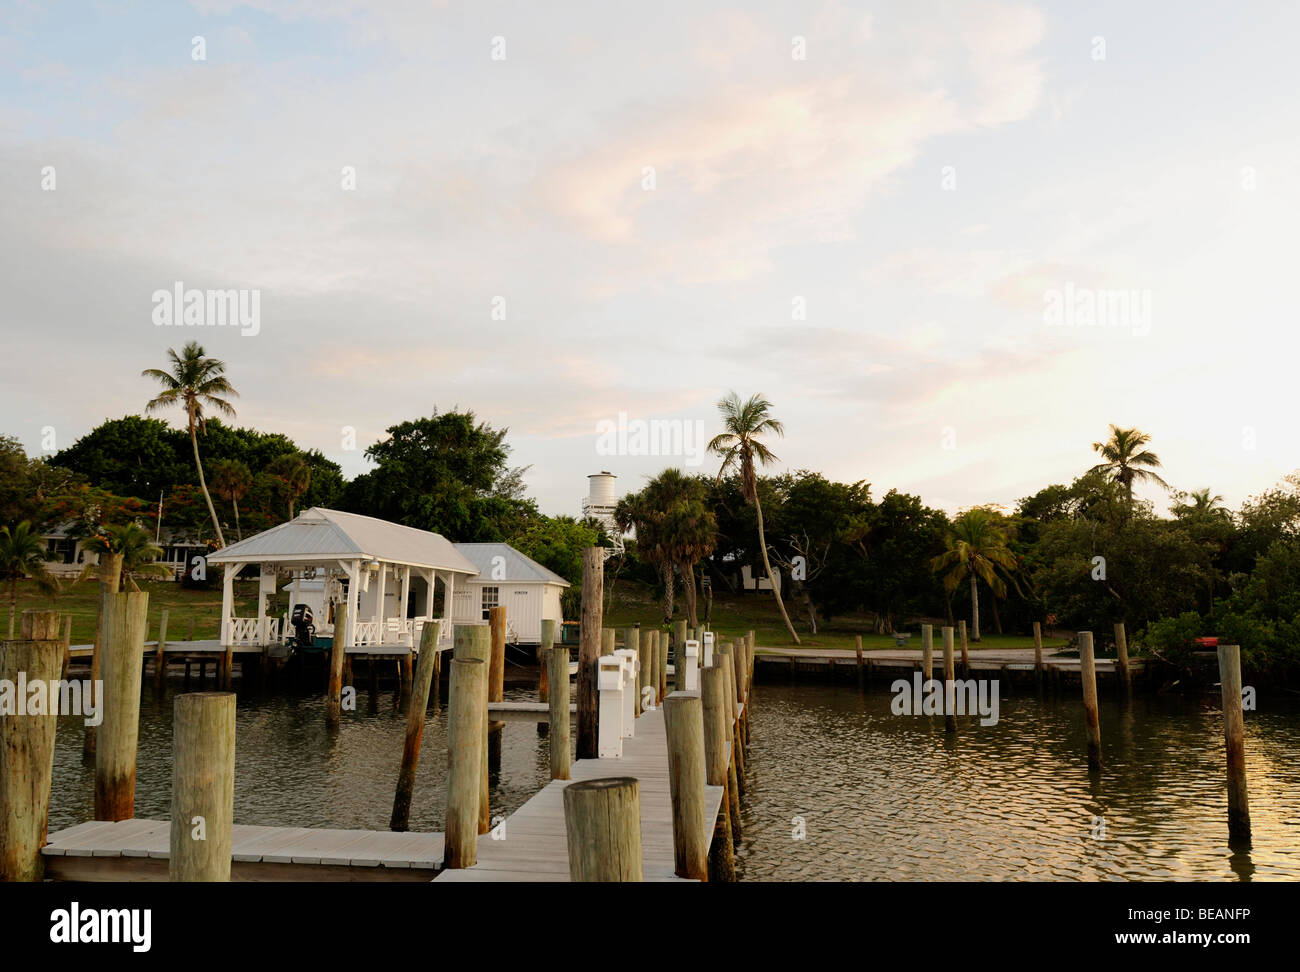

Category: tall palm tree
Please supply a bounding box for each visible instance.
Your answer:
[708,391,800,644]
[267,452,312,520]
[930,508,1017,642]
[79,523,171,591]
[142,342,237,547]
[1089,424,1169,509]
[211,459,253,539]
[1185,488,1226,516]
[0,521,60,632]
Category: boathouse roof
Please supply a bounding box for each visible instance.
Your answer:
[206,507,479,574]
[452,542,571,587]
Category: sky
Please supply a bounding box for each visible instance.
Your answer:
[2,0,1298,519]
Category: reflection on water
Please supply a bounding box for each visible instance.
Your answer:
[735,681,1300,881]
[47,678,1299,881]
[49,683,562,835]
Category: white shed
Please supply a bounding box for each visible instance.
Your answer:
[450,543,569,645]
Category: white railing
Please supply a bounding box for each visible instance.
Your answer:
[353,621,381,646]
[226,617,280,646]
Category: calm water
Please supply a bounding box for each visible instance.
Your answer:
[48,677,1300,881]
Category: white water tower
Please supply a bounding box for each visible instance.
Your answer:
[582,471,622,551]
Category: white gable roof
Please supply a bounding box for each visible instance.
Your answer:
[206,508,479,575]
[452,543,571,587]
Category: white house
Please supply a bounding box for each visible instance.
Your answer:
[450,542,569,645]
[205,508,479,651]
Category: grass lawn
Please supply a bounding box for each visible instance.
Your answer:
[4,578,261,645]
[601,581,1070,653]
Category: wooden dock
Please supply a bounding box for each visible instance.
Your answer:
[41,818,444,881]
[437,704,727,883]
[755,645,1143,675]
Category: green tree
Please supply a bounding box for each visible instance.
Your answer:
[210,459,253,540]
[80,522,170,590]
[930,507,1018,642]
[0,521,59,623]
[49,416,188,500]
[708,391,800,644]
[142,342,238,547]
[267,452,312,519]
[1089,424,1169,509]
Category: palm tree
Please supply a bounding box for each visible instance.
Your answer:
[1089,425,1169,509]
[0,521,60,632]
[708,391,800,644]
[142,342,238,547]
[615,469,716,626]
[79,523,171,591]
[267,452,311,520]
[1185,488,1226,516]
[210,459,252,539]
[930,508,1018,642]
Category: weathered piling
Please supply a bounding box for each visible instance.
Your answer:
[563,778,642,881]
[390,621,442,832]
[0,614,63,881]
[1217,644,1251,842]
[673,620,687,689]
[700,666,736,881]
[1079,631,1102,770]
[326,602,347,727]
[644,630,657,707]
[577,547,603,759]
[657,630,669,706]
[942,626,957,734]
[445,657,487,868]
[538,618,557,703]
[958,619,970,677]
[60,615,72,679]
[153,608,169,685]
[921,623,933,680]
[601,627,615,656]
[95,591,148,821]
[855,635,864,684]
[85,551,123,757]
[454,624,492,834]
[636,627,650,715]
[717,645,744,788]
[489,605,506,703]
[548,644,571,780]
[1032,621,1044,686]
[1114,621,1130,688]
[664,691,709,880]
[170,692,236,881]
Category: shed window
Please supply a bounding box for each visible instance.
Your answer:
[481,586,499,620]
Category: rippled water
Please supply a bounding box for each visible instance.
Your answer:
[47,677,1300,881]
[734,681,1300,881]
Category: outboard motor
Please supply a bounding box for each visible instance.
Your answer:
[290,604,315,648]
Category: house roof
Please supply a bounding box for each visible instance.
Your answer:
[452,543,571,587]
[206,508,479,574]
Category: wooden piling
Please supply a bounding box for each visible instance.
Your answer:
[60,615,72,680]
[636,627,650,715]
[601,627,615,656]
[855,635,864,684]
[657,630,669,707]
[1217,643,1251,842]
[454,624,492,834]
[1032,621,1043,684]
[0,618,63,881]
[576,547,603,759]
[942,626,957,733]
[1114,621,1130,688]
[95,591,148,821]
[169,692,235,881]
[390,622,442,832]
[326,603,347,727]
[921,623,933,680]
[958,619,969,677]
[444,657,487,868]
[154,608,169,685]
[488,605,506,703]
[700,666,736,881]
[548,644,571,780]
[85,552,123,757]
[1079,631,1102,770]
[673,620,687,690]
[664,691,709,880]
[538,618,557,703]
[624,626,641,715]
[718,646,744,789]
[563,778,642,881]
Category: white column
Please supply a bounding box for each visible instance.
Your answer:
[614,648,637,738]
[220,563,239,645]
[345,560,360,649]
[683,638,700,692]
[442,571,456,644]
[374,561,387,631]
[399,566,411,646]
[257,562,272,645]
[598,654,625,758]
